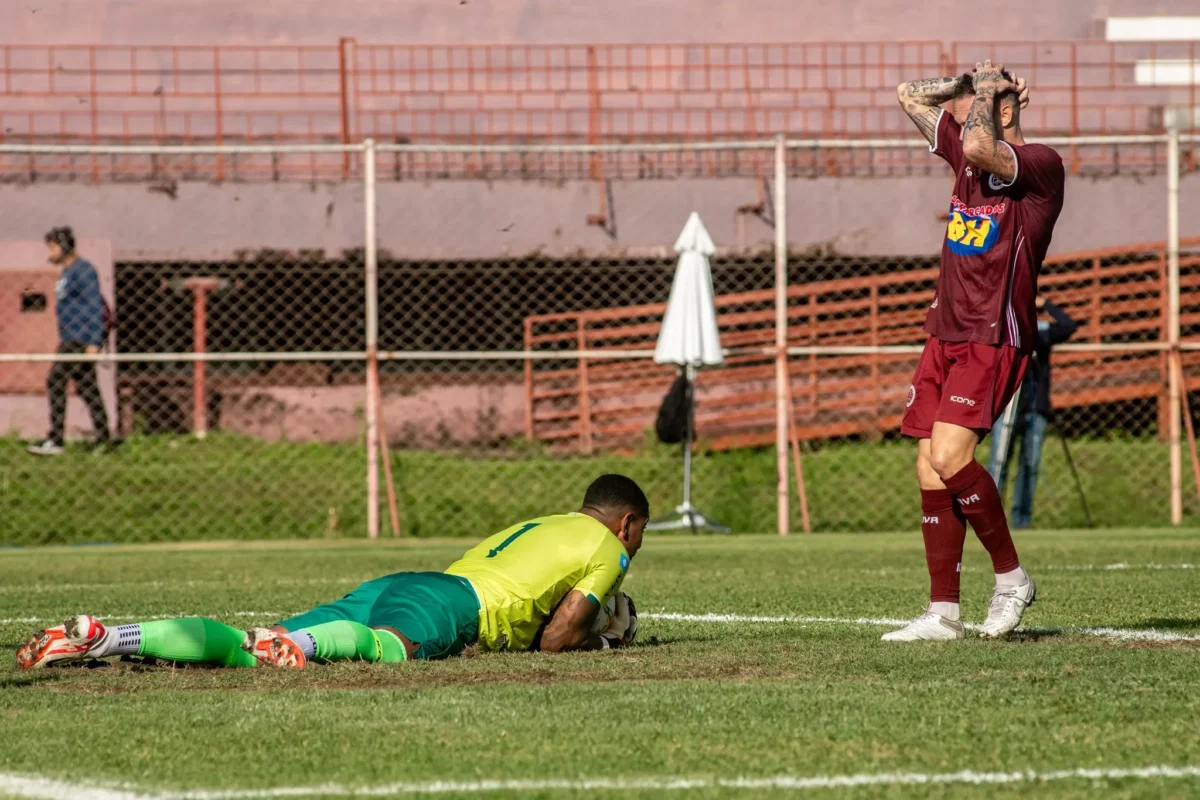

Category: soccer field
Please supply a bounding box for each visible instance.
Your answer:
[2,531,1199,799]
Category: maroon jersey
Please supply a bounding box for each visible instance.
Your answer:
[924,110,1065,351]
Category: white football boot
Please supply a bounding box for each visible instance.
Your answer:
[979,576,1037,639]
[16,615,107,669]
[881,609,965,642]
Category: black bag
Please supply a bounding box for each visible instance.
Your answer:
[101,296,117,352]
[655,372,692,444]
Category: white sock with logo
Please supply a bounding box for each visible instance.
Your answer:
[929,602,960,621]
[996,567,1028,588]
[89,623,143,658]
[286,629,317,659]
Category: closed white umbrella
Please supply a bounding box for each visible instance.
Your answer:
[654,212,724,367]
[647,212,730,534]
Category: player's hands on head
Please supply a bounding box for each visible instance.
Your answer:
[971,60,1014,94]
[1013,74,1030,108]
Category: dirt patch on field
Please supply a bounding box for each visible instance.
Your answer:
[7,647,817,695]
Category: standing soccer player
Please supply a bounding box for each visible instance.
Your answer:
[885,61,1065,641]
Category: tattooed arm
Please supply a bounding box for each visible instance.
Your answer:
[896,74,970,145]
[960,60,1018,181]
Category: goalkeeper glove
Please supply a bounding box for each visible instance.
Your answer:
[598,591,638,648]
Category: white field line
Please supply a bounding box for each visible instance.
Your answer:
[643,612,1200,642]
[1041,562,1198,571]
[1,610,1197,643]
[0,577,362,594]
[2,565,1195,594]
[0,612,285,626]
[3,765,1200,799]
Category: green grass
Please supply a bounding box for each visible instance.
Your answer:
[1,531,1199,798]
[1,432,1195,545]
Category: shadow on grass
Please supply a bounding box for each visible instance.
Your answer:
[0,670,71,689]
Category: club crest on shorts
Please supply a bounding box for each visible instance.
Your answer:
[906,385,916,408]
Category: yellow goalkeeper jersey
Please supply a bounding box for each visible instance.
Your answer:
[444,512,630,652]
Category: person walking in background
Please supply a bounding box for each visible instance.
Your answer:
[27,227,111,456]
[987,295,1078,529]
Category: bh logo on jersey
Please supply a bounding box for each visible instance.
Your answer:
[945,208,1000,256]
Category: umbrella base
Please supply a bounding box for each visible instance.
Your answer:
[646,502,731,534]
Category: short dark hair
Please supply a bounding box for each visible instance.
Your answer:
[44,226,75,253]
[582,474,650,519]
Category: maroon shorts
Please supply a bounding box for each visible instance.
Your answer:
[901,336,1030,439]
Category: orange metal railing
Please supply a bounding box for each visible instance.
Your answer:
[523,238,1200,453]
[0,39,1196,180]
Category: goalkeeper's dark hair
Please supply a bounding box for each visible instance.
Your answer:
[582,474,650,519]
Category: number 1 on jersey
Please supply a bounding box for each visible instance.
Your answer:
[487,522,540,558]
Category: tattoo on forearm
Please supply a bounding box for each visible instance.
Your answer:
[898,74,968,145]
[962,88,997,141]
[909,109,938,142]
[960,87,1016,178]
[902,75,967,104]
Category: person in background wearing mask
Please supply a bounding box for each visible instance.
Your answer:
[27,227,111,456]
[987,295,1078,528]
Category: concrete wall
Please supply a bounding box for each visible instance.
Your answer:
[0,174,1194,262]
[220,382,524,446]
[6,0,1198,46]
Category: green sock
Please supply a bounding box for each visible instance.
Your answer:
[138,618,259,668]
[303,621,407,663]
[375,628,409,663]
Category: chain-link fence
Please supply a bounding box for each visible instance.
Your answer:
[0,135,1196,543]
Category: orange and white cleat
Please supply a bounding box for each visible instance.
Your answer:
[243,628,307,669]
[16,615,107,670]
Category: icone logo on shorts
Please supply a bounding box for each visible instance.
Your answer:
[906,385,916,408]
[945,195,1004,256]
[950,395,976,407]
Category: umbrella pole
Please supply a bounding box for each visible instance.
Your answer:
[646,364,730,534]
[683,366,696,534]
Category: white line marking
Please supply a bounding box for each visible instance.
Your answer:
[642,612,1200,642]
[6,564,1195,595]
[0,773,136,800]
[1043,562,1199,572]
[0,612,283,626]
[3,765,1200,798]
[0,578,361,594]
[3,611,1197,642]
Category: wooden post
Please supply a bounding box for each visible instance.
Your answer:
[184,278,222,439]
[773,133,790,536]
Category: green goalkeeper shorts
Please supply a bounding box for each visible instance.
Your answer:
[275,571,481,660]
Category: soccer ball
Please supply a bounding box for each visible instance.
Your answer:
[590,592,638,645]
[590,594,618,634]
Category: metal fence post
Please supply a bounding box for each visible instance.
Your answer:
[364,137,380,539]
[774,133,790,536]
[1167,125,1182,525]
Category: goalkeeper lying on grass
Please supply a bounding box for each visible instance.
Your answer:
[17,474,646,670]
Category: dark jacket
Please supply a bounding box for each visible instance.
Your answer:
[1019,299,1078,419]
[54,257,105,347]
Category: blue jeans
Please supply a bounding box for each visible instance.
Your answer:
[988,410,1049,529]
